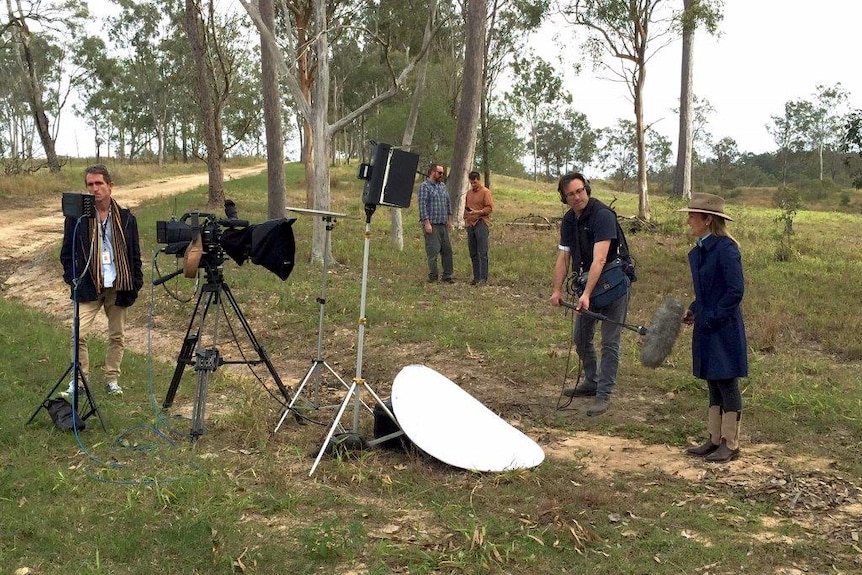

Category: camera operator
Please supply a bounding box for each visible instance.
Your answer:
[60,164,143,397]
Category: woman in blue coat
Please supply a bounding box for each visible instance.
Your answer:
[678,194,748,463]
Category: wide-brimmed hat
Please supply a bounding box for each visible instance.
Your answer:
[183,232,203,277]
[676,193,733,221]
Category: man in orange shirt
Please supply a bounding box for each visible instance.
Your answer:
[463,171,494,285]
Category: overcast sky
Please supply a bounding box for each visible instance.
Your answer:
[538,0,862,156]
[57,0,862,161]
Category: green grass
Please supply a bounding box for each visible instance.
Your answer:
[1,164,861,573]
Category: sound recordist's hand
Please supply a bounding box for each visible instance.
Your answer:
[682,309,695,325]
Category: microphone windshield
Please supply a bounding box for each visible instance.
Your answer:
[640,296,685,368]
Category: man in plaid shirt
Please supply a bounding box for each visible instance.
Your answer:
[418,163,454,283]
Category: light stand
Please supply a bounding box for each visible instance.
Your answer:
[273,208,361,433]
[161,257,294,440]
[28,217,105,431]
[309,203,400,476]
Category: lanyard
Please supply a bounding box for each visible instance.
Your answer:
[99,210,111,243]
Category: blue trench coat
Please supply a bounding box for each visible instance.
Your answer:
[687,235,749,380]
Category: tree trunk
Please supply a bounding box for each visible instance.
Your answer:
[673,0,695,199]
[13,14,60,173]
[260,0,286,219]
[634,66,650,221]
[393,0,439,250]
[184,0,224,208]
[449,0,488,226]
[309,0,331,265]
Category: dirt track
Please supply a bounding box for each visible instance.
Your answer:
[0,164,268,369]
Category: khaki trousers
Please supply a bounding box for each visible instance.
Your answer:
[75,288,127,383]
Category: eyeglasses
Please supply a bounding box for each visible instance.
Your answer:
[564,187,586,197]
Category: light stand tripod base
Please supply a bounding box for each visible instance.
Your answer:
[274,210,363,433]
[28,363,106,432]
[308,203,404,475]
[274,359,362,432]
[28,280,105,432]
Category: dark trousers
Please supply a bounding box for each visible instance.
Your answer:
[424,224,453,280]
[574,290,629,400]
[467,221,489,282]
[707,378,743,412]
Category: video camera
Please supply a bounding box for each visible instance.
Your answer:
[154,200,296,282]
[156,200,248,268]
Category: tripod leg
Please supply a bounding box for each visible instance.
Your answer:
[75,368,107,432]
[274,361,322,432]
[27,365,72,424]
[190,367,209,440]
[163,329,199,408]
[190,348,219,440]
[164,288,213,409]
[222,284,294,404]
[310,380,359,476]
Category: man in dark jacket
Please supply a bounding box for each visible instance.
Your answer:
[60,164,143,397]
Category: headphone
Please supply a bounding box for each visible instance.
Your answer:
[557,172,591,204]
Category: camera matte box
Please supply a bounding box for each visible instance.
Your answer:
[361,143,420,208]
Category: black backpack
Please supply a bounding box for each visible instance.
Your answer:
[570,199,638,283]
[588,202,636,284]
[610,208,637,284]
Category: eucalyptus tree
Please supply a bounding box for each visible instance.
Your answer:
[532,118,570,177]
[672,0,722,199]
[507,52,570,180]
[597,117,668,193]
[767,100,807,184]
[480,0,549,187]
[354,0,441,251]
[807,83,850,181]
[258,0,285,218]
[108,0,184,166]
[183,0,260,207]
[671,93,713,187]
[841,109,862,188]
[0,41,36,160]
[532,107,594,176]
[558,0,677,220]
[476,109,525,176]
[710,135,738,185]
[766,85,852,185]
[448,0,487,221]
[1,0,90,172]
[242,0,441,263]
[597,119,637,190]
[688,95,714,163]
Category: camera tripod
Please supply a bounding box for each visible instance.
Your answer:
[274,208,361,433]
[162,260,294,440]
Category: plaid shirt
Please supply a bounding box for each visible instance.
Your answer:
[418,179,451,224]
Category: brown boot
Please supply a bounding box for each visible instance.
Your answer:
[686,406,721,456]
[705,411,741,463]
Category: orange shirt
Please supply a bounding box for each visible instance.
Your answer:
[464,184,493,227]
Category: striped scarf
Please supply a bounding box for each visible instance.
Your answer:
[89,198,134,292]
